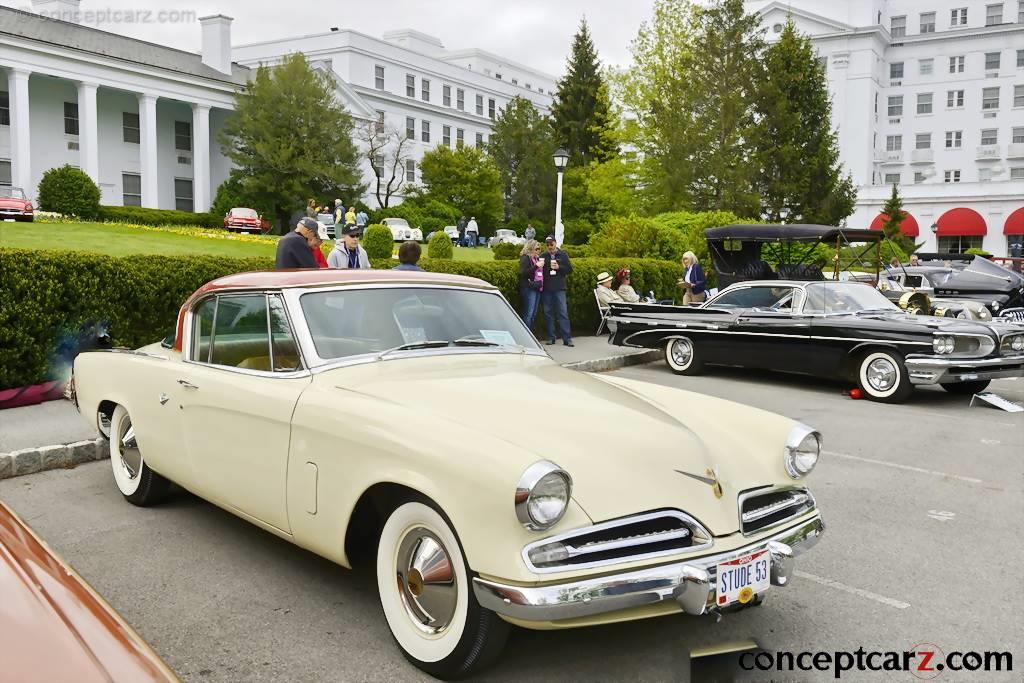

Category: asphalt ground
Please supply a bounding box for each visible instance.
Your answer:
[1,366,1021,682]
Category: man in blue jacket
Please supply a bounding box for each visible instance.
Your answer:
[541,235,574,347]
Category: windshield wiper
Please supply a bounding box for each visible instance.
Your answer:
[452,336,527,352]
[376,340,451,360]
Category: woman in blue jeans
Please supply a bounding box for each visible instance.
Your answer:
[518,240,543,327]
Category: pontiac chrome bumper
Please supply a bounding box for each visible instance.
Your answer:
[473,513,824,622]
[905,354,1024,385]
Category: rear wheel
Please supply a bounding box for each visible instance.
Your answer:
[109,405,171,506]
[665,337,703,376]
[941,380,991,395]
[856,350,912,403]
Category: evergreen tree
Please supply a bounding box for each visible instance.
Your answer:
[488,96,557,226]
[753,20,856,225]
[550,18,617,165]
[880,184,916,254]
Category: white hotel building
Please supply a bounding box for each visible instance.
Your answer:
[0,1,555,213]
[750,0,1024,256]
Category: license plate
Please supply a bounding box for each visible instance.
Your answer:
[715,549,770,607]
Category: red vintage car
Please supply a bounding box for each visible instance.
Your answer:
[0,186,34,222]
[0,500,179,682]
[223,207,269,234]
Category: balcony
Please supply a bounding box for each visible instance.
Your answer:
[976,145,1001,160]
[911,149,934,164]
[1007,143,1024,159]
[880,150,904,165]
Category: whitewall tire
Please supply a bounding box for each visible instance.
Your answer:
[856,350,912,403]
[109,405,171,506]
[665,337,703,376]
[376,501,508,679]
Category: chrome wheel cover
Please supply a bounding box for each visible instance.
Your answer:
[395,527,458,635]
[866,357,897,392]
[669,339,693,367]
[116,416,142,481]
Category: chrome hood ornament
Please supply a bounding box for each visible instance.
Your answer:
[675,466,724,499]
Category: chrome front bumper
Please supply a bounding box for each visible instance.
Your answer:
[905,354,1024,385]
[473,513,824,623]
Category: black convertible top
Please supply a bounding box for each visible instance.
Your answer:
[705,224,880,242]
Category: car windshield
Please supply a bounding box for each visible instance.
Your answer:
[230,208,258,218]
[921,270,953,287]
[387,219,410,229]
[300,287,541,361]
[803,282,900,315]
[497,230,514,237]
[0,187,27,200]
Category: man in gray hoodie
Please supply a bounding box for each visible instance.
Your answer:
[327,225,371,269]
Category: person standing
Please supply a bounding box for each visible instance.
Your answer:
[456,216,467,247]
[465,216,479,248]
[518,239,544,328]
[305,199,318,218]
[333,199,345,226]
[356,207,369,229]
[524,224,536,242]
[328,225,371,269]
[541,235,573,346]
[275,217,321,269]
[345,205,357,229]
[393,241,425,271]
[678,251,707,305]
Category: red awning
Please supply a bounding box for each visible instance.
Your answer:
[935,208,986,237]
[1005,207,1024,235]
[869,211,920,237]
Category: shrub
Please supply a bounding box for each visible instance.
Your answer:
[98,205,221,228]
[965,247,991,256]
[37,165,101,219]
[588,214,684,262]
[560,244,590,259]
[491,242,522,261]
[427,230,454,259]
[362,224,394,259]
[211,173,274,221]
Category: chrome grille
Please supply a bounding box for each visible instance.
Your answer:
[998,308,1024,323]
[739,488,815,536]
[523,511,713,573]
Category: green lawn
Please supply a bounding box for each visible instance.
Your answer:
[1,221,494,261]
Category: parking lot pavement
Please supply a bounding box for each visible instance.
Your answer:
[0,399,97,452]
[1,367,1021,681]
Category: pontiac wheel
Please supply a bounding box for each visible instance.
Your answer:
[665,337,703,375]
[109,405,171,506]
[856,351,912,403]
[376,501,508,679]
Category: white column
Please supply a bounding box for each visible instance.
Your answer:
[138,93,159,208]
[9,69,32,196]
[191,103,211,213]
[77,81,99,183]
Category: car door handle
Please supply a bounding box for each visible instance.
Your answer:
[177,379,199,390]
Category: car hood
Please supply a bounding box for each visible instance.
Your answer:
[324,354,794,534]
[0,198,30,209]
[839,310,1002,335]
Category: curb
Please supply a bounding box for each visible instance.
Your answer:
[0,438,108,481]
[561,349,661,373]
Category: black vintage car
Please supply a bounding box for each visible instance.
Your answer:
[908,254,1024,314]
[608,280,1024,403]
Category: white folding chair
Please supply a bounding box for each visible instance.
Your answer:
[594,289,612,335]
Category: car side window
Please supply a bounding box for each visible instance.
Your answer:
[191,298,216,363]
[209,295,272,370]
[269,295,302,372]
[711,287,782,309]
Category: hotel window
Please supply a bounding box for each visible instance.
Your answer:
[1018,50,1024,67]
[175,121,192,152]
[886,135,902,151]
[375,110,385,134]
[920,12,936,32]
[374,65,385,90]
[981,128,998,145]
[890,15,906,37]
[475,132,484,148]
[443,125,451,146]
[488,98,496,119]
[947,89,964,107]
[1012,167,1024,179]
[0,91,9,126]
[943,170,961,183]
[982,87,1000,110]
[406,74,415,97]
[475,94,483,115]
[939,235,982,252]
[919,58,933,75]
[949,56,965,73]
[421,120,430,143]
[917,93,933,114]
[887,95,903,116]
[1015,84,1024,107]
[122,173,142,206]
[406,117,415,140]
[495,73,502,80]
[0,160,11,186]
[890,62,904,79]
[443,84,451,107]
[914,171,926,184]
[456,128,464,145]
[174,178,194,212]
[951,7,968,25]
[1013,127,1024,143]
[406,159,416,183]
[915,133,931,149]
[456,88,465,110]
[985,52,1001,70]
[874,93,878,113]
[986,3,1003,25]
[122,112,140,144]
[1019,0,1024,21]
[884,173,901,185]
[64,102,79,135]
[421,79,430,102]
[945,131,963,148]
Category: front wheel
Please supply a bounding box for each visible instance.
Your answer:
[376,501,508,680]
[665,337,704,375]
[856,350,912,403]
[109,405,171,506]
[941,379,991,395]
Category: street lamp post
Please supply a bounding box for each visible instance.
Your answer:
[931,222,938,250]
[552,147,569,246]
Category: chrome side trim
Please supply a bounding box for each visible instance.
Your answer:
[617,327,931,347]
[737,486,816,536]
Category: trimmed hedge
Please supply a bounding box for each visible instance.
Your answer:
[37,166,101,219]
[362,224,394,259]
[98,205,221,228]
[0,249,681,388]
[427,231,454,259]
[491,242,522,260]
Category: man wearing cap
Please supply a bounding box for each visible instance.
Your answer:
[541,235,574,346]
[596,271,625,308]
[275,217,322,269]
[328,225,371,269]
[465,216,479,248]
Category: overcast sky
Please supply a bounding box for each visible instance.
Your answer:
[4,0,659,78]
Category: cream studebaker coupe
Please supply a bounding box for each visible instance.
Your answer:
[70,270,825,679]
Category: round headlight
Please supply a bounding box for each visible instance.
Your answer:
[785,425,821,479]
[945,337,956,354]
[932,337,944,353]
[1012,336,1024,352]
[515,461,572,530]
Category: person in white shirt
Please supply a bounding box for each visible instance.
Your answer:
[465,217,479,248]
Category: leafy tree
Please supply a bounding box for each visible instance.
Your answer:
[219,53,365,231]
[550,18,618,164]
[879,184,916,255]
[356,120,414,209]
[418,145,503,231]
[488,96,556,226]
[211,171,273,219]
[752,20,855,225]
